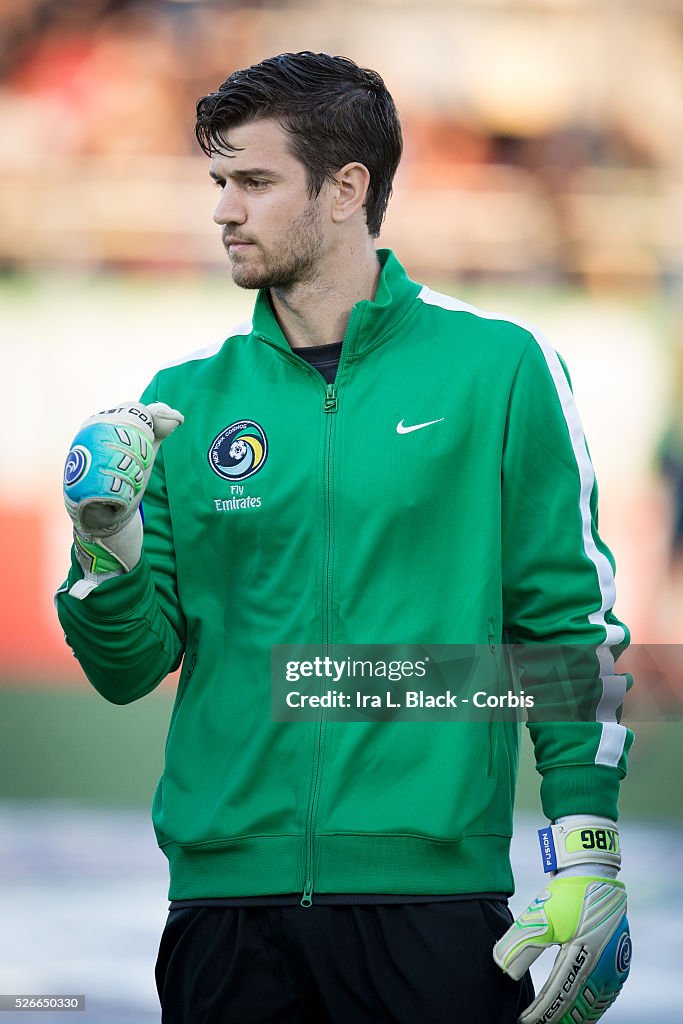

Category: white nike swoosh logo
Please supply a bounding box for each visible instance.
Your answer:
[396,418,445,434]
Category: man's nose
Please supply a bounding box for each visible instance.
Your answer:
[213,185,246,225]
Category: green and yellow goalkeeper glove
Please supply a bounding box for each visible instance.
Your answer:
[494,816,631,1024]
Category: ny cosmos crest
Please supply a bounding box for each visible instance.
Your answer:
[208,420,268,481]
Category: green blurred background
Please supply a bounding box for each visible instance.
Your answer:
[0,684,679,819]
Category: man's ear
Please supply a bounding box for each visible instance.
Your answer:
[330,162,371,225]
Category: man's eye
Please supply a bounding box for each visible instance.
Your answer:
[212,179,225,189]
[247,179,268,190]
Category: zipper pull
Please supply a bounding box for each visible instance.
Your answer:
[324,384,338,413]
[487,617,495,654]
[301,880,314,907]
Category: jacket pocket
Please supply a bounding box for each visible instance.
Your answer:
[169,637,199,730]
[486,617,497,777]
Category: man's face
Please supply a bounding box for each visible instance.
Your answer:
[210,118,327,290]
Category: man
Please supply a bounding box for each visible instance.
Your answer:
[57,52,632,1024]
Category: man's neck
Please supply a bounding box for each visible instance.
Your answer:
[269,246,382,349]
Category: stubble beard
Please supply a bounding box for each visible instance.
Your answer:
[226,199,325,292]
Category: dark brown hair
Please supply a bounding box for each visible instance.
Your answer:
[195,51,403,237]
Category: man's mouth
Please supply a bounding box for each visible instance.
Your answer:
[223,235,255,252]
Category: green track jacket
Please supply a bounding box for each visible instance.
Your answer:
[56,250,632,902]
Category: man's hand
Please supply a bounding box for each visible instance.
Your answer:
[63,402,183,598]
[494,875,630,1024]
[493,816,631,1024]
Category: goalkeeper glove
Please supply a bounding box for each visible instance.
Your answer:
[63,401,183,599]
[493,816,631,1024]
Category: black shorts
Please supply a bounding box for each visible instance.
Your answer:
[155,900,534,1024]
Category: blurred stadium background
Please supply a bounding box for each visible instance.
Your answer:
[0,0,681,1021]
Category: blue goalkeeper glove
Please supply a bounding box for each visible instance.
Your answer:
[493,816,631,1024]
[63,401,183,599]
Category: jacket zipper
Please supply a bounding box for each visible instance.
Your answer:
[262,315,359,907]
[298,314,359,908]
[301,381,338,907]
[324,383,338,413]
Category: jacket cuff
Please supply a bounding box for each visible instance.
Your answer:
[540,765,623,823]
[61,544,153,619]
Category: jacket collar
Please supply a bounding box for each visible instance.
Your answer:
[251,249,422,358]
